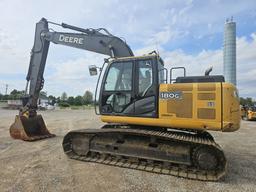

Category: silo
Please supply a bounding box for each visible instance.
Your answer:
[223,18,236,85]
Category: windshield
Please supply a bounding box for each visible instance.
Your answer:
[104,61,133,91]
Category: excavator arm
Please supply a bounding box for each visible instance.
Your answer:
[10,18,133,141]
[26,18,133,110]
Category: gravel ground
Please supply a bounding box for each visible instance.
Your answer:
[0,109,256,192]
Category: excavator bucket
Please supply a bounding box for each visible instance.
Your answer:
[10,115,55,141]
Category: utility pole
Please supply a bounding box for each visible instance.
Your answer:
[5,84,8,95]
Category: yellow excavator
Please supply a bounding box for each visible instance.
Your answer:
[241,106,256,121]
[10,18,240,181]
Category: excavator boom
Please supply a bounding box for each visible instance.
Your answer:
[26,18,133,110]
[10,18,133,141]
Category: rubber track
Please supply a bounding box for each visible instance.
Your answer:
[63,128,226,181]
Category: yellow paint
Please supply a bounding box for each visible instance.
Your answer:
[101,82,240,132]
[248,111,256,120]
[241,108,256,120]
[23,111,29,119]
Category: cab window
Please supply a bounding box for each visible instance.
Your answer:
[158,61,165,84]
[104,61,132,91]
[138,60,153,97]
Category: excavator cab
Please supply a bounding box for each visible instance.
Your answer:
[98,55,162,117]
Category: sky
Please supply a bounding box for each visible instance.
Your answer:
[0,0,255,98]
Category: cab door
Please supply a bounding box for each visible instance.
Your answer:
[99,60,135,115]
[133,59,158,117]
[99,57,158,117]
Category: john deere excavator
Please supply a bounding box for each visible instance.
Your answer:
[10,18,240,181]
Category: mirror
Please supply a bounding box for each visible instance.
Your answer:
[89,65,98,76]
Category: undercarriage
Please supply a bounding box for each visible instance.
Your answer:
[63,124,226,181]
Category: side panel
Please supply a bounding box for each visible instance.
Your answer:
[158,83,222,131]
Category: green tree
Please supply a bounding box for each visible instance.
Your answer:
[67,96,75,105]
[9,89,24,100]
[61,92,68,101]
[74,96,84,106]
[10,89,19,95]
[58,101,70,107]
[40,91,47,98]
[8,94,15,100]
[240,97,254,106]
[48,95,56,105]
[56,97,61,104]
[3,94,9,100]
[83,90,93,105]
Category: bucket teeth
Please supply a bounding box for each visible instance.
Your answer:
[10,115,55,141]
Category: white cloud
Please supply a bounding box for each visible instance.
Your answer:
[0,0,255,99]
[43,52,105,96]
[159,34,256,98]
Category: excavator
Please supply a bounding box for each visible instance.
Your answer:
[241,105,256,121]
[10,18,240,181]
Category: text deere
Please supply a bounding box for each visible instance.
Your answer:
[59,34,84,45]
